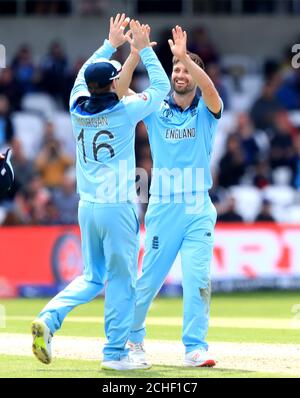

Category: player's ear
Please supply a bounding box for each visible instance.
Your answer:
[112,79,118,90]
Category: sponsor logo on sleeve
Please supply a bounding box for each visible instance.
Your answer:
[138,93,148,101]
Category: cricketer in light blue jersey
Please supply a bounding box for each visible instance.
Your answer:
[147,93,220,199]
[128,26,223,367]
[70,42,170,204]
[33,16,170,368]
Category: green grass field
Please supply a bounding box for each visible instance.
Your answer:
[1,291,300,378]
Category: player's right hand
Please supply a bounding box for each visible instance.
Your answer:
[108,13,130,48]
[168,25,187,60]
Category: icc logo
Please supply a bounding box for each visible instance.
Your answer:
[162,108,173,119]
[0,44,6,68]
[291,44,300,69]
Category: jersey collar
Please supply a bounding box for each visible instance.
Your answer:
[77,92,119,115]
[166,93,200,112]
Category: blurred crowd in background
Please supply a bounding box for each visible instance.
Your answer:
[2,0,300,16]
[0,21,300,226]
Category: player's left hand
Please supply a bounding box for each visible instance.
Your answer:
[127,24,157,56]
[168,25,187,60]
[108,13,130,48]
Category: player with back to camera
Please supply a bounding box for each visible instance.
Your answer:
[118,26,223,367]
[31,14,170,371]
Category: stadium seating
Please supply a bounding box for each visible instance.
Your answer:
[263,185,296,222]
[12,112,45,160]
[211,110,237,171]
[288,111,300,128]
[284,205,300,223]
[52,111,76,157]
[21,93,57,120]
[230,185,263,221]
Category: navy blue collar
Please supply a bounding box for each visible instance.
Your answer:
[77,92,119,115]
[166,93,200,112]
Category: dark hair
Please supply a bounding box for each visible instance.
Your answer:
[87,81,113,95]
[172,51,205,70]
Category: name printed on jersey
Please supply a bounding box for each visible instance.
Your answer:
[75,115,109,128]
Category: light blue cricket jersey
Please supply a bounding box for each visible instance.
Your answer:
[144,94,223,197]
[69,40,170,204]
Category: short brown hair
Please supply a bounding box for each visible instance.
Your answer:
[172,51,205,70]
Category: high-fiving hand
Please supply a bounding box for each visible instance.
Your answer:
[127,23,157,56]
[168,25,187,60]
[126,20,152,51]
[108,13,130,48]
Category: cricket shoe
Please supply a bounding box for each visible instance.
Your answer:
[31,319,52,365]
[184,348,216,367]
[128,341,150,365]
[101,355,152,371]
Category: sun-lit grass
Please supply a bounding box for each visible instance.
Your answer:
[1,291,300,378]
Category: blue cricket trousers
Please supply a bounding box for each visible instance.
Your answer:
[129,193,217,353]
[38,200,140,361]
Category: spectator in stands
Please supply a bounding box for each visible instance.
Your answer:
[7,176,41,225]
[52,170,79,225]
[233,112,261,166]
[206,62,229,110]
[40,41,69,106]
[255,198,275,222]
[35,138,73,189]
[11,45,39,97]
[11,139,36,189]
[0,68,22,110]
[40,120,56,146]
[252,159,273,189]
[235,113,270,167]
[250,73,283,131]
[189,27,219,65]
[269,110,295,173]
[277,68,300,111]
[218,133,247,188]
[16,175,58,225]
[292,134,300,189]
[0,95,15,150]
[62,57,85,110]
[217,196,244,222]
[30,188,58,225]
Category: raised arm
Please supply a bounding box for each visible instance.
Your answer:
[69,13,130,109]
[116,24,157,99]
[115,50,140,99]
[168,25,222,114]
[123,20,170,123]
